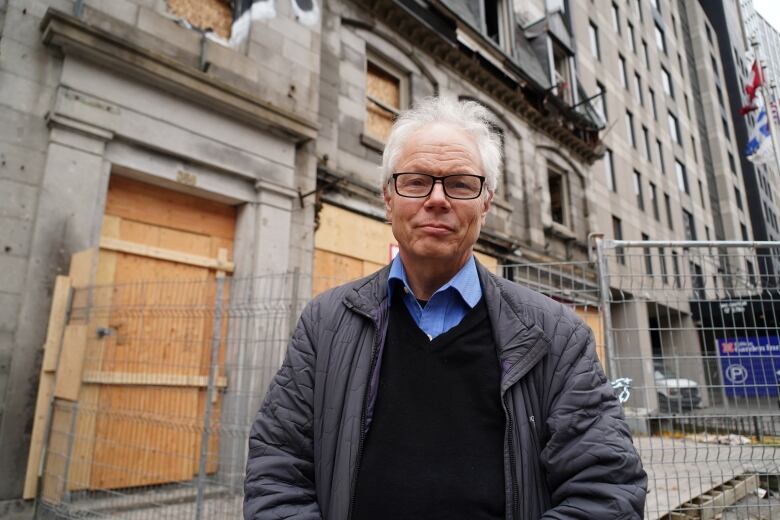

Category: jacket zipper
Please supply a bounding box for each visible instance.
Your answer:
[346,307,381,520]
[503,391,520,519]
[500,337,548,519]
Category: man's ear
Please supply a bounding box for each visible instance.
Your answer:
[481,191,494,223]
[383,184,393,222]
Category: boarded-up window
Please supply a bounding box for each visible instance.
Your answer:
[365,60,404,143]
[167,0,233,40]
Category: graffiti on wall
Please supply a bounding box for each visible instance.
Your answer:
[230,0,320,45]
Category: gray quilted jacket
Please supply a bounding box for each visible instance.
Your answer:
[244,262,646,519]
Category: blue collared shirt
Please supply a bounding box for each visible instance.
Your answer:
[387,255,482,340]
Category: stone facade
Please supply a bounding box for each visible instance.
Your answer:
[0,0,320,512]
[0,0,750,513]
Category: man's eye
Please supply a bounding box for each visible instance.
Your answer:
[407,178,427,187]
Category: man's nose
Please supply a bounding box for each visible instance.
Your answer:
[425,180,450,206]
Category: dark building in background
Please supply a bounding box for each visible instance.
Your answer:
[700,0,780,284]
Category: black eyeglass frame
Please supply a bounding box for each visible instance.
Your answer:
[390,173,486,200]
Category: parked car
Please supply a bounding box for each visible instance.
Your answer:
[654,365,702,413]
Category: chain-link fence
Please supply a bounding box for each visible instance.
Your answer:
[33,241,780,519]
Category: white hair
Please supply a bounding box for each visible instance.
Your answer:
[381,97,503,195]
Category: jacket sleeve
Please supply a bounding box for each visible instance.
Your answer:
[244,302,322,520]
[540,322,647,520]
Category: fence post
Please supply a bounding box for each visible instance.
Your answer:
[595,237,619,379]
[196,271,227,520]
[289,268,301,339]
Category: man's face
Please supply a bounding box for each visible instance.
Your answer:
[384,123,493,269]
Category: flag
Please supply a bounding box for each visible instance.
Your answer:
[745,107,773,164]
[745,60,764,103]
[740,103,758,116]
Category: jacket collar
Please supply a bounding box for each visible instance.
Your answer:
[345,259,550,388]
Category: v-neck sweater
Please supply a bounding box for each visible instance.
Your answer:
[351,292,505,520]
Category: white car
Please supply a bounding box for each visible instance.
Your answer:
[654,367,702,413]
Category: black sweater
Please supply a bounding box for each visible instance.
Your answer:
[351,294,505,520]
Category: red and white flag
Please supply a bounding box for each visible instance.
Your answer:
[745,60,764,103]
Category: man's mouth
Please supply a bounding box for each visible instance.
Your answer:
[419,223,453,233]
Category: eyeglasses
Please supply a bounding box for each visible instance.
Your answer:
[391,173,486,200]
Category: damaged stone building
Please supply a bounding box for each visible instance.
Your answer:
[0,0,744,515]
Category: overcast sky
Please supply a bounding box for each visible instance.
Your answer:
[753,0,780,34]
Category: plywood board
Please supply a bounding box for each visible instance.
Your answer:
[474,251,499,273]
[85,176,235,490]
[100,237,234,272]
[23,374,55,499]
[313,249,364,296]
[40,403,75,504]
[167,0,233,40]
[576,306,605,367]
[54,325,88,401]
[104,176,236,241]
[69,227,119,491]
[68,385,98,491]
[314,204,396,266]
[41,277,72,373]
[363,260,384,277]
[90,386,200,488]
[68,249,98,319]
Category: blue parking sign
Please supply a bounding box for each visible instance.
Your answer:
[717,336,780,397]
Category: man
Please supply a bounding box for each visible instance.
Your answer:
[244,97,646,519]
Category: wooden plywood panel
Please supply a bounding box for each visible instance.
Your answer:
[103,253,209,376]
[86,177,235,490]
[314,204,396,266]
[576,306,605,367]
[41,277,73,372]
[68,385,99,491]
[167,0,233,40]
[90,386,200,489]
[25,276,75,498]
[312,249,364,296]
[366,63,400,142]
[68,249,98,316]
[68,228,120,491]
[474,251,499,274]
[363,260,384,277]
[41,404,75,504]
[104,176,236,241]
[54,325,88,401]
[23,374,55,499]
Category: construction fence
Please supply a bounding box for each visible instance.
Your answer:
[29,241,780,519]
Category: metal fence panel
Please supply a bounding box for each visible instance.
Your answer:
[598,240,780,519]
[34,243,780,519]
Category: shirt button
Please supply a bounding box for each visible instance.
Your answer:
[403,287,409,294]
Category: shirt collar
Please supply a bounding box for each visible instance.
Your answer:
[387,254,481,308]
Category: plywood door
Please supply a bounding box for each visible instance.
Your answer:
[85,176,236,489]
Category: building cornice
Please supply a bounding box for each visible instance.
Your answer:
[40,8,319,143]
[354,0,603,163]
